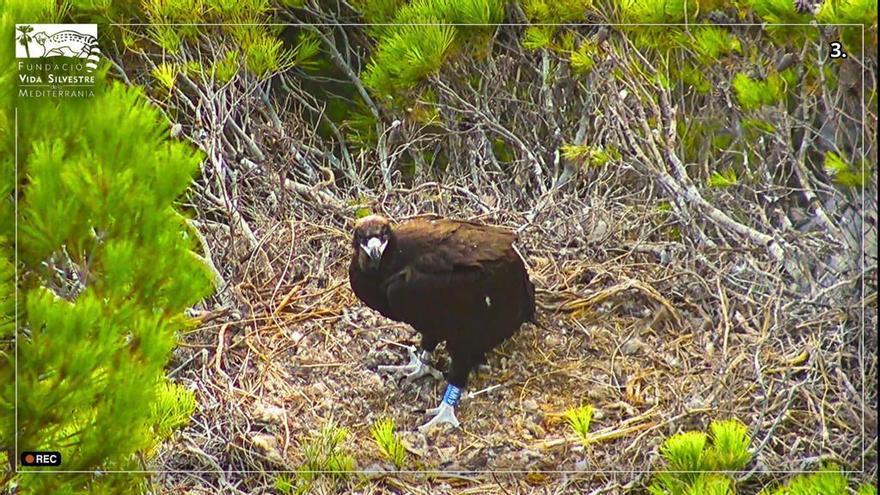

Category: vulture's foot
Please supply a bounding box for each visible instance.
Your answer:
[378,345,442,381]
[418,384,462,433]
[419,402,459,432]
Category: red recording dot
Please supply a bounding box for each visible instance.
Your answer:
[24,454,35,464]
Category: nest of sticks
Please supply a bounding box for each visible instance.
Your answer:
[154,173,877,494]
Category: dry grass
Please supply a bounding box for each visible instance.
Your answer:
[153,181,877,494]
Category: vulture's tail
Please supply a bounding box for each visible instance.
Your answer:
[523,276,538,326]
[512,242,540,328]
[524,279,549,331]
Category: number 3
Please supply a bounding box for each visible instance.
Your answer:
[829,41,847,59]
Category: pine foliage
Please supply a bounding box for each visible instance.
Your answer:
[370,417,407,469]
[360,0,504,97]
[762,465,877,495]
[1,1,214,492]
[648,419,751,495]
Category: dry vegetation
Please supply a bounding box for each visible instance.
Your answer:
[153,181,876,493]
[117,21,879,495]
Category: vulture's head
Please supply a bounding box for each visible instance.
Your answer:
[352,214,392,271]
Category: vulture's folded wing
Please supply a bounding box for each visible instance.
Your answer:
[382,219,516,329]
[393,218,517,273]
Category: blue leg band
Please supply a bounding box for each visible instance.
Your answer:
[442,384,462,407]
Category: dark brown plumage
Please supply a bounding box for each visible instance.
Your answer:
[349,214,536,430]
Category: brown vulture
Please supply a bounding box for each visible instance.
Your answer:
[349,214,536,431]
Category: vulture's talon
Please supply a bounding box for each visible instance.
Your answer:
[378,346,439,381]
[418,402,460,432]
[407,365,443,382]
[425,404,443,417]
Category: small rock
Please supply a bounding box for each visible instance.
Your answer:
[522,399,540,412]
[621,337,646,356]
[587,388,605,400]
[361,462,392,474]
[519,449,543,463]
[545,334,564,348]
[252,403,286,424]
[401,432,427,457]
[686,395,704,409]
[438,446,456,463]
[589,219,608,242]
[250,433,284,464]
[661,353,680,368]
[524,419,546,438]
[361,371,384,392]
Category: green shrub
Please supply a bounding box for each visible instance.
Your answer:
[294,421,356,494]
[563,404,595,444]
[649,421,874,495]
[1,1,214,493]
[732,73,784,110]
[761,465,877,495]
[649,419,751,495]
[824,152,870,188]
[359,0,504,97]
[370,417,407,469]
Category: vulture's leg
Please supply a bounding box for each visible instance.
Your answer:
[377,338,442,381]
[473,351,491,374]
[418,352,472,432]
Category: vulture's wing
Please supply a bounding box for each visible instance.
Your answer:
[393,218,516,272]
[382,219,516,329]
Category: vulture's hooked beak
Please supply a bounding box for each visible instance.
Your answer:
[362,237,387,268]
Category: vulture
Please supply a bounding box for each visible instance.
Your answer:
[349,214,536,432]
